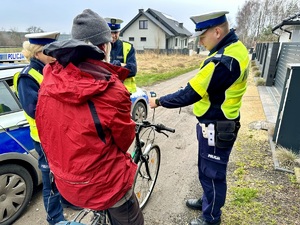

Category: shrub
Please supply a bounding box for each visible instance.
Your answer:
[254,71,261,77]
[276,146,298,169]
[255,77,265,86]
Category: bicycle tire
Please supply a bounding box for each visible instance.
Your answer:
[133,144,161,209]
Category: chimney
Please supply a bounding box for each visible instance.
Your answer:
[179,23,183,28]
[139,9,144,13]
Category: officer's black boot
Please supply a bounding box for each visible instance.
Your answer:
[186,198,202,210]
[189,217,221,225]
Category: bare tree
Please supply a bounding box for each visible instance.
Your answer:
[26,26,44,33]
[236,0,300,47]
[236,0,261,48]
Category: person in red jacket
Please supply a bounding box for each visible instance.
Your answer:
[35,9,144,225]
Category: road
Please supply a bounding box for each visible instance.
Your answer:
[14,69,201,225]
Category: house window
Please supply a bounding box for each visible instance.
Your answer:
[129,37,134,41]
[139,20,148,29]
[175,38,178,47]
[185,39,187,47]
[140,37,147,42]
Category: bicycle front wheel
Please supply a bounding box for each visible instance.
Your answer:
[133,145,161,209]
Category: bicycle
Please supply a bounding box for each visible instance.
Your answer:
[58,111,175,225]
[132,119,175,209]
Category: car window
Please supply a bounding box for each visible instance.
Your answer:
[0,81,21,114]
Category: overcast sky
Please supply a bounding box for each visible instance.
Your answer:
[1,0,247,34]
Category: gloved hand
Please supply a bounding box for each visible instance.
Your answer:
[112,60,121,66]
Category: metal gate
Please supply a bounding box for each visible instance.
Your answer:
[275,42,300,95]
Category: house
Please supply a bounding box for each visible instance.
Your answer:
[120,8,192,53]
[272,13,300,42]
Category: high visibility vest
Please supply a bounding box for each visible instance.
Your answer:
[0,104,11,113]
[189,40,249,120]
[13,67,43,142]
[122,41,137,93]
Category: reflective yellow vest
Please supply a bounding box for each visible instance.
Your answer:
[13,67,43,142]
[189,41,249,120]
[122,41,137,93]
[0,104,11,113]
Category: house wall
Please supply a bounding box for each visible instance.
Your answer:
[279,32,290,42]
[161,36,188,50]
[122,15,166,51]
[291,26,300,41]
[278,26,300,42]
[174,36,188,49]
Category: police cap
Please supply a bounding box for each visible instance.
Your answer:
[190,11,229,37]
[104,17,124,32]
[25,31,60,45]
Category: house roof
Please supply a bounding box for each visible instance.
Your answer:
[120,8,192,37]
[272,13,300,33]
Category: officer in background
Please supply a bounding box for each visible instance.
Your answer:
[14,32,78,225]
[105,17,137,93]
[149,11,250,225]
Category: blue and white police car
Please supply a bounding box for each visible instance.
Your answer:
[130,87,149,122]
[0,60,42,225]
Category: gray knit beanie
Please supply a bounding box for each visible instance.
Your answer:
[71,9,112,46]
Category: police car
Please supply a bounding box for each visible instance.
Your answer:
[130,88,149,122]
[0,61,42,225]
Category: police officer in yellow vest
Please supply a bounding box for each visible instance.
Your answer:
[149,11,249,225]
[13,31,78,225]
[105,17,137,93]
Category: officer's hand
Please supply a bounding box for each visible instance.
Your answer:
[112,60,121,66]
[149,98,159,109]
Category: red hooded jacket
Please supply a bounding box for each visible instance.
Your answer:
[36,54,137,210]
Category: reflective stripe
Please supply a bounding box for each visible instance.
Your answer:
[210,179,217,221]
[13,67,43,142]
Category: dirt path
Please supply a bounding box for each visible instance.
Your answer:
[14,69,300,225]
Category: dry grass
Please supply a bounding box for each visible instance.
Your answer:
[276,146,299,170]
[252,66,259,71]
[255,77,265,85]
[137,52,201,74]
[135,52,205,86]
[254,71,262,77]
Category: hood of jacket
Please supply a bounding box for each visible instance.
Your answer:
[42,39,130,104]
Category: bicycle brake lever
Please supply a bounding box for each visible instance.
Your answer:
[160,131,169,138]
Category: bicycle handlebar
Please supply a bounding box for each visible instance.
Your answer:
[136,120,175,134]
[155,123,175,133]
